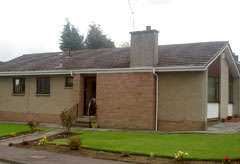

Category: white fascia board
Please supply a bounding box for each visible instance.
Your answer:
[0,66,205,76]
[155,66,205,72]
[0,70,71,76]
[204,44,228,70]
[72,66,205,74]
[204,45,240,77]
[225,46,240,77]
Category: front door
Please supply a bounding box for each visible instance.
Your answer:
[83,77,96,116]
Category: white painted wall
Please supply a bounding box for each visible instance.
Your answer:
[228,104,233,116]
[207,103,219,119]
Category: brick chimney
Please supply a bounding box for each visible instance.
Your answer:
[130,26,159,67]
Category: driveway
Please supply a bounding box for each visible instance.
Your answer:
[0,146,130,164]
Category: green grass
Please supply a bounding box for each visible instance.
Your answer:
[0,123,54,138]
[48,130,240,160]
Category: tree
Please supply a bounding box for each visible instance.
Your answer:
[119,41,130,48]
[59,19,84,51]
[85,23,115,49]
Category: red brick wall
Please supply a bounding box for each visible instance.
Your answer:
[158,120,205,131]
[73,74,84,117]
[96,73,156,130]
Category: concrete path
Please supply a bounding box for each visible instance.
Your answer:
[0,129,62,146]
[42,122,240,134]
[0,146,129,164]
[207,122,240,134]
[2,121,238,134]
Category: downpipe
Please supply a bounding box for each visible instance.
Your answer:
[153,68,159,131]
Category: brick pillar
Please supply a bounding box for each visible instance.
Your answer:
[73,74,84,117]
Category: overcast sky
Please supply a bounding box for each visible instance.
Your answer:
[0,0,239,62]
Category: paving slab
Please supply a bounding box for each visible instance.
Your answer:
[0,146,129,164]
[0,129,62,146]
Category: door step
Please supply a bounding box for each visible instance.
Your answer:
[73,116,96,128]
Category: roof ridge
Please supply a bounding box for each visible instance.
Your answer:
[23,51,61,56]
[158,41,228,47]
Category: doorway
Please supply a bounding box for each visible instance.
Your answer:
[83,76,96,116]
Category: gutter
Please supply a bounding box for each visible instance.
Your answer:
[153,68,159,131]
[0,66,205,76]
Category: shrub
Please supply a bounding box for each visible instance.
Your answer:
[27,120,39,132]
[60,109,73,133]
[91,120,98,128]
[149,152,155,158]
[68,137,81,150]
[10,132,16,137]
[56,143,61,148]
[174,150,189,161]
[38,135,48,146]
[222,155,231,164]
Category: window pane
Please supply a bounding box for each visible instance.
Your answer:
[66,77,73,87]
[208,77,216,101]
[15,79,20,93]
[37,77,50,94]
[44,78,50,93]
[14,78,25,93]
[38,78,44,94]
[229,83,233,102]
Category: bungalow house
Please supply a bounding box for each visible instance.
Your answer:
[0,26,239,131]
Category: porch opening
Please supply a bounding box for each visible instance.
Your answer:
[83,76,96,116]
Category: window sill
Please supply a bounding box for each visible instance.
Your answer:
[12,93,25,96]
[64,86,73,89]
[36,94,50,97]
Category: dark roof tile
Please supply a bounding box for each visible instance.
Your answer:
[0,41,228,72]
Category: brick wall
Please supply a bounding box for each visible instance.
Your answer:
[73,74,84,117]
[96,72,156,130]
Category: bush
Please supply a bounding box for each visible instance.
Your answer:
[222,155,231,164]
[27,120,39,132]
[60,109,73,133]
[149,152,155,158]
[38,135,48,146]
[56,143,61,148]
[174,150,189,161]
[68,137,81,150]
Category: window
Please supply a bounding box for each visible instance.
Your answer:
[13,78,25,94]
[229,81,233,103]
[208,76,219,102]
[37,77,50,94]
[65,77,73,87]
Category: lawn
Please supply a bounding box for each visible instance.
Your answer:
[48,130,240,160]
[0,123,53,138]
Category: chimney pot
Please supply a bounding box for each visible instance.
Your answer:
[146,26,151,31]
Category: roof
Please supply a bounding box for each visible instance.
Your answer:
[0,61,4,65]
[0,41,229,72]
